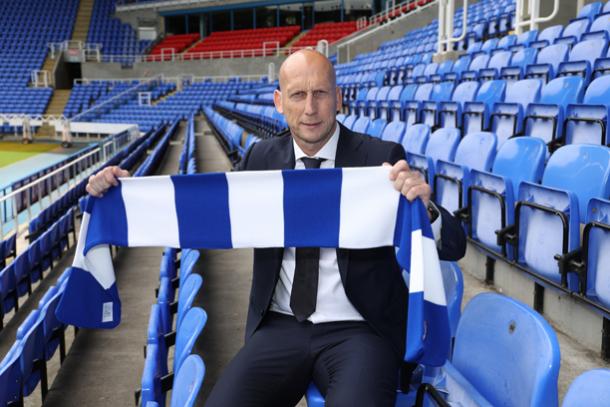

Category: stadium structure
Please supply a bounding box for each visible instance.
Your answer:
[0,0,610,405]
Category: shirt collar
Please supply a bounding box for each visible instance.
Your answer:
[292,123,340,162]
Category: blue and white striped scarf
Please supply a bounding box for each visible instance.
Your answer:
[56,166,449,365]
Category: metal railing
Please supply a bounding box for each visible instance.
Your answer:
[0,132,132,241]
[514,0,560,35]
[437,0,468,56]
[73,74,269,86]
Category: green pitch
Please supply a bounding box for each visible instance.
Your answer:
[0,142,58,168]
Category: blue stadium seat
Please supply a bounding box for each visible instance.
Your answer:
[556,17,592,45]
[173,307,207,374]
[562,368,610,407]
[378,85,402,120]
[468,137,546,258]
[530,25,564,49]
[439,293,560,407]
[525,76,585,149]
[37,285,66,362]
[444,55,472,82]
[367,118,387,138]
[490,78,542,148]
[525,43,569,82]
[342,114,358,130]
[17,310,46,398]
[438,81,480,129]
[351,116,371,133]
[461,53,490,81]
[500,47,538,80]
[575,199,610,305]
[564,74,610,145]
[402,83,434,125]
[463,80,506,134]
[479,50,512,81]
[579,2,603,19]
[556,38,608,81]
[434,132,497,214]
[509,145,610,288]
[407,128,461,188]
[176,274,203,331]
[419,81,455,127]
[169,355,205,407]
[0,341,22,406]
[401,124,430,154]
[380,120,408,144]
[390,84,417,122]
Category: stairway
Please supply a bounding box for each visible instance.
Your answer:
[71,0,95,43]
[37,90,71,137]
[284,30,309,48]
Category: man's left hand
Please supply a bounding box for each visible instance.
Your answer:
[384,160,431,208]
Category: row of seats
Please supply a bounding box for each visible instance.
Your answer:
[147,33,200,60]
[215,100,286,140]
[203,107,259,162]
[0,235,16,269]
[0,121,175,406]
[184,26,300,58]
[291,21,358,48]
[343,75,610,152]
[178,115,197,175]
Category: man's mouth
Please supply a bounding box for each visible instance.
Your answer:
[302,122,321,128]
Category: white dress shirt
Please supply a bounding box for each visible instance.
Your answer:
[269,124,442,323]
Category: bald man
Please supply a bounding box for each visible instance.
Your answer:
[86,50,466,406]
[204,50,465,406]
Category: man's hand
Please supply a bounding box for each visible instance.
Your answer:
[86,166,130,197]
[385,160,431,208]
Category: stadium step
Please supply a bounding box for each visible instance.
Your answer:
[71,0,95,43]
[285,30,310,48]
[45,89,71,116]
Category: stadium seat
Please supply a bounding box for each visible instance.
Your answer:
[438,81,480,129]
[467,137,546,258]
[463,80,506,134]
[351,116,371,134]
[563,74,610,145]
[434,132,497,214]
[380,120,408,144]
[176,274,203,330]
[503,145,610,288]
[490,78,542,148]
[401,124,430,154]
[525,43,569,82]
[530,25,564,49]
[367,118,388,138]
[524,76,585,150]
[0,340,22,406]
[407,128,461,188]
[437,293,560,407]
[419,81,455,127]
[500,47,538,80]
[169,355,205,407]
[556,37,608,81]
[562,368,610,407]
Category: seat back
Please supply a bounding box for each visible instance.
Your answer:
[380,120,407,143]
[539,76,585,106]
[17,309,44,396]
[496,34,516,50]
[177,274,203,330]
[543,144,610,220]
[401,124,430,154]
[504,78,542,108]
[0,343,22,406]
[170,355,205,407]
[562,17,591,42]
[468,54,490,72]
[578,2,602,19]
[536,25,563,46]
[440,261,464,340]
[367,118,387,138]
[585,199,610,309]
[454,131,497,171]
[452,293,560,407]
[351,116,371,133]
[494,137,547,195]
[534,44,569,77]
[590,11,610,37]
[174,307,208,373]
[425,128,461,163]
[451,81,479,104]
[562,368,610,407]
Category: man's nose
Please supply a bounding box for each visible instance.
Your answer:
[304,92,316,115]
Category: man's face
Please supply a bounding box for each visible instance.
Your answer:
[274,56,342,150]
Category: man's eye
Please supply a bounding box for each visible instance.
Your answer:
[290,92,306,100]
[313,90,328,97]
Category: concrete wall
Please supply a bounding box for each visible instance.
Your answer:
[81,56,285,80]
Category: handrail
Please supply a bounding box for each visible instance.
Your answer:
[515,0,560,34]
[71,75,162,121]
[437,0,468,55]
[73,74,268,86]
[0,133,131,240]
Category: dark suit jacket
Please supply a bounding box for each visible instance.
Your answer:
[236,123,466,358]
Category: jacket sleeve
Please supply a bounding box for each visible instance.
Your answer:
[436,205,467,261]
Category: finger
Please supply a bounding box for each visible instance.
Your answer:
[103,169,118,187]
[393,171,408,191]
[399,172,425,196]
[405,184,431,204]
[113,166,130,178]
[382,162,391,167]
[389,160,409,180]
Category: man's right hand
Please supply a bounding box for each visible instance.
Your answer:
[86,166,130,197]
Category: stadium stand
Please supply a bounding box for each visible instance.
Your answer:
[147,33,200,61]
[291,21,359,48]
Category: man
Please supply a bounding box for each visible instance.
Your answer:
[87,50,466,406]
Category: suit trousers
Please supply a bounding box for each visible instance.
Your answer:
[205,312,400,407]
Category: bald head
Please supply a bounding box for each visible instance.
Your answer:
[278,49,336,91]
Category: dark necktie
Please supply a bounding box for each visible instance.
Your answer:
[290,157,324,321]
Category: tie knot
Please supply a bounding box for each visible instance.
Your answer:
[301,157,324,169]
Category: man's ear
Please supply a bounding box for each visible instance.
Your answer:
[274,89,283,114]
[335,86,343,113]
